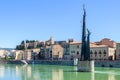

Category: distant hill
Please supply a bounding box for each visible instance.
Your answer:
[0,48,15,50]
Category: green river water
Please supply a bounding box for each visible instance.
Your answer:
[0,64,120,80]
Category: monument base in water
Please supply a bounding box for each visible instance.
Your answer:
[77,60,94,72]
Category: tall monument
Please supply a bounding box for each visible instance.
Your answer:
[80,7,87,61]
[77,6,94,72]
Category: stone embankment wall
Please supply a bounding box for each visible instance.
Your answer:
[6,60,120,68]
[7,60,74,66]
[95,60,120,68]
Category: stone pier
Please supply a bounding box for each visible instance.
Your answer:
[77,60,94,72]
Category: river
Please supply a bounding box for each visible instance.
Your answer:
[0,64,120,80]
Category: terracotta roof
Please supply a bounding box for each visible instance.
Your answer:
[69,41,109,48]
[70,42,81,44]
[90,44,108,48]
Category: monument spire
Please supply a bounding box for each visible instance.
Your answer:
[86,29,91,60]
[80,5,86,61]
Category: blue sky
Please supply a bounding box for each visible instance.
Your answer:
[0,0,120,48]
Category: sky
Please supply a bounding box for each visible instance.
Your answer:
[0,0,120,48]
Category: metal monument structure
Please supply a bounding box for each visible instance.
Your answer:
[77,6,94,72]
[80,7,90,61]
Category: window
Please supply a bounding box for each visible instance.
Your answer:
[77,51,79,55]
[77,45,79,49]
[103,50,106,57]
[50,51,52,53]
[99,50,102,54]
[104,50,106,54]
[90,50,93,54]
[71,51,75,53]
[94,51,97,57]
[94,51,97,54]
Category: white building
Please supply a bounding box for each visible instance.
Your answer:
[69,42,81,60]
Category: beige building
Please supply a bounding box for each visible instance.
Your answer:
[0,49,8,58]
[15,48,40,60]
[64,39,116,60]
[52,44,63,59]
[43,44,63,59]
[116,43,120,60]
[90,43,115,60]
[15,50,24,60]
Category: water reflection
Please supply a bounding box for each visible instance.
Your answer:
[0,64,120,80]
[95,68,120,80]
[0,65,5,78]
[52,69,63,80]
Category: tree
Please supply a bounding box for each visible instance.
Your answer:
[26,40,29,43]
[16,45,19,50]
[21,40,25,44]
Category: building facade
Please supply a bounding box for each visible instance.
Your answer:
[69,42,81,60]
[90,43,115,60]
[52,44,63,59]
[116,43,120,60]
[63,39,116,60]
[15,48,40,60]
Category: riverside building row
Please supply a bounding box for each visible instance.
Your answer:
[1,37,120,61]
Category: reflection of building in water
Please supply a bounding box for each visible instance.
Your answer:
[0,65,5,78]
[91,72,94,80]
[15,65,21,76]
[95,70,116,80]
[108,73,115,80]
[95,73,108,80]
[27,65,41,80]
[26,65,32,79]
[52,69,63,80]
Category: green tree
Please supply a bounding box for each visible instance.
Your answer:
[26,40,29,43]
[21,40,25,44]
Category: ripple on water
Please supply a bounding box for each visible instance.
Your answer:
[95,71,120,75]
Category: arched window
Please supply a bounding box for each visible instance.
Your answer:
[94,51,97,57]
[90,50,93,54]
[104,50,106,57]
[95,51,97,54]
[77,45,79,49]
[99,50,102,54]
[104,50,106,54]
[77,51,79,55]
